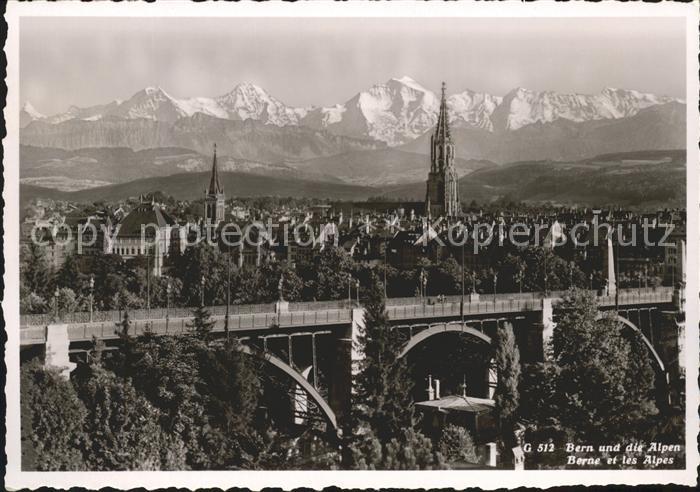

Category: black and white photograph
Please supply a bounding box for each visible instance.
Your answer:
[4,1,699,489]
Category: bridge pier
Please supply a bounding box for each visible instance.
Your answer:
[44,324,76,379]
[525,298,556,362]
[540,298,555,360]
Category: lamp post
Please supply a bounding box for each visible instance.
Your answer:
[348,274,352,306]
[422,271,428,302]
[53,288,60,322]
[460,234,465,324]
[418,269,424,299]
[166,278,171,332]
[146,249,151,319]
[615,237,620,312]
[355,279,360,306]
[515,267,524,294]
[225,254,231,338]
[383,236,388,299]
[200,276,205,308]
[569,263,574,289]
[89,275,95,323]
[116,291,122,324]
[493,272,498,304]
[644,264,648,289]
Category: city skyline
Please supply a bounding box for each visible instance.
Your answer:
[21,16,686,115]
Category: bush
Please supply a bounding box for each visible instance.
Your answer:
[20,360,87,470]
[74,365,168,470]
[351,426,443,470]
[438,424,479,465]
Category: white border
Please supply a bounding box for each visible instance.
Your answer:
[4,1,699,489]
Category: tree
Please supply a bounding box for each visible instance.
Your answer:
[197,339,262,436]
[494,321,521,453]
[495,322,521,425]
[499,253,526,293]
[550,289,658,443]
[306,246,357,301]
[170,242,225,306]
[522,247,586,292]
[349,274,429,469]
[20,242,52,298]
[188,305,215,339]
[433,257,462,295]
[20,360,87,470]
[90,254,130,309]
[236,262,303,304]
[110,334,211,470]
[20,292,47,314]
[55,287,80,318]
[73,365,168,470]
[354,274,415,443]
[55,254,85,292]
[277,265,303,302]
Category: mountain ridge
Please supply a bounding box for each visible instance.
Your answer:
[21,150,685,210]
[21,170,378,206]
[23,76,683,146]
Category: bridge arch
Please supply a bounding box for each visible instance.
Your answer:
[236,344,337,431]
[398,322,492,359]
[595,313,665,373]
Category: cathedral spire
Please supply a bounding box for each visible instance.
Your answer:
[434,81,451,144]
[426,81,460,218]
[208,143,223,195]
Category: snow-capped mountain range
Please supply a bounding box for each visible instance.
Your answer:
[22,76,683,146]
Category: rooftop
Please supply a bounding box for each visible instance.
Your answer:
[415,394,495,415]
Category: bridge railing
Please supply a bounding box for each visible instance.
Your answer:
[21,308,354,345]
[20,287,674,328]
[288,300,357,311]
[386,298,545,320]
[598,289,673,307]
[20,302,277,327]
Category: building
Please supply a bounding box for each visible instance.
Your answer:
[425,82,460,218]
[107,197,177,277]
[204,143,226,226]
[664,223,686,287]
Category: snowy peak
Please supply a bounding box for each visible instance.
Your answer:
[387,75,431,93]
[20,101,46,128]
[22,101,45,119]
[304,78,503,144]
[305,76,440,146]
[109,86,189,123]
[46,100,122,124]
[447,90,503,132]
[490,87,683,131]
[215,83,305,126]
[33,79,684,145]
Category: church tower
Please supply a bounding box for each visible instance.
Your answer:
[204,143,226,225]
[425,82,460,218]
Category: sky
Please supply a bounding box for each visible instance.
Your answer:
[21,16,686,115]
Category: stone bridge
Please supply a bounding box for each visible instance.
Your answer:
[21,286,685,435]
